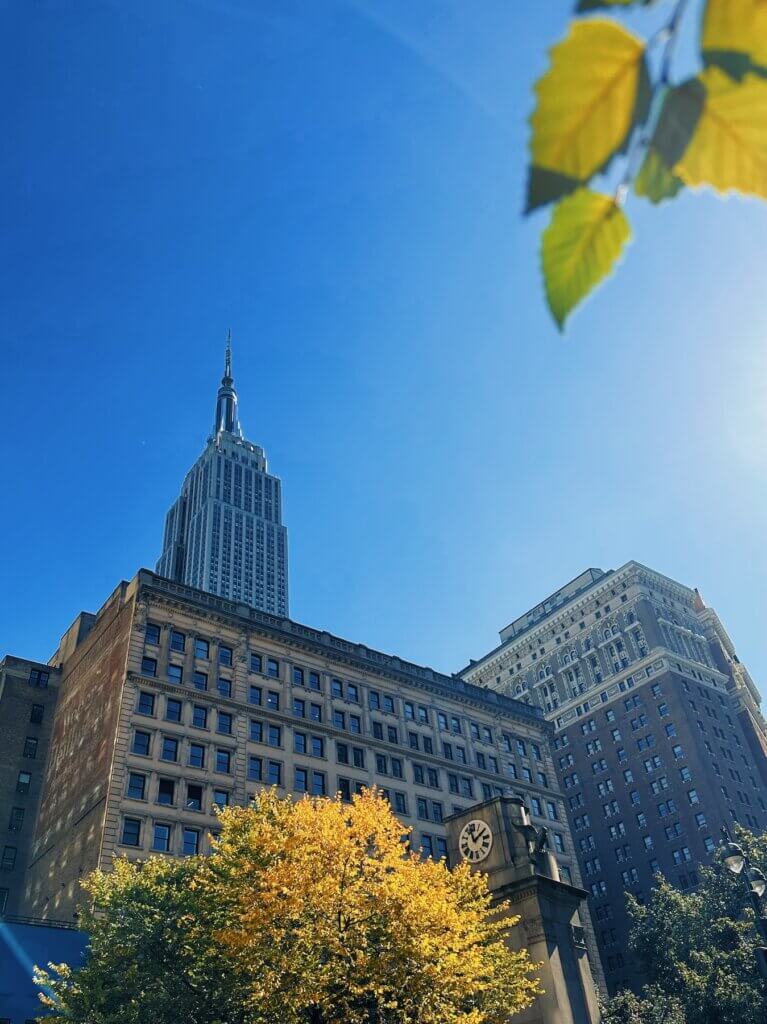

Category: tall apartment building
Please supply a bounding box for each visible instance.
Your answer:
[462,561,767,994]
[157,338,289,615]
[8,568,596,967]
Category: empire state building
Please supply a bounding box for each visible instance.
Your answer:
[156,338,288,615]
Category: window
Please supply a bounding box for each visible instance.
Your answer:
[310,703,322,723]
[167,664,183,685]
[250,653,262,673]
[312,771,326,796]
[157,778,175,806]
[137,691,155,716]
[170,630,185,652]
[294,731,307,754]
[192,705,208,729]
[347,683,360,703]
[249,685,262,706]
[293,667,304,686]
[195,637,210,660]
[22,736,38,759]
[387,726,398,744]
[165,698,182,723]
[152,823,171,852]
[267,760,282,786]
[295,767,309,793]
[546,801,558,821]
[267,691,280,711]
[267,724,281,747]
[369,690,381,711]
[183,828,200,856]
[217,711,233,735]
[8,807,24,832]
[186,784,203,811]
[217,677,232,698]
[331,678,344,698]
[193,671,208,691]
[372,722,383,740]
[145,622,161,645]
[214,789,230,808]
[248,755,263,781]
[121,818,141,847]
[189,743,206,769]
[132,731,151,757]
[383,695,395,714]
[267,658,279,678]
[311,736,324,758]
[404,701,414,720]
[161,737,179,762]
[30,703,44,724]
[394,792,408,815]
[309,671,321,691]
[353,747,365,769]
[219,646,233,667]
[349,715,361,734]
[141,656,157,677]
[216,748,232,773]
[127,773,146,800]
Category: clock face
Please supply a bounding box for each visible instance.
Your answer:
[459,819,493,863]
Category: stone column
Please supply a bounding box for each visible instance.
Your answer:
[446,796,601,1024]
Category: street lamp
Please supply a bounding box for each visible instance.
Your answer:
[722,840,746,875]
[719,827,767,980]
[748,867,767,900]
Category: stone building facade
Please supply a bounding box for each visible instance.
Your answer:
[11,567,595,982]
[0,655,62,917]
[462,561,767,994]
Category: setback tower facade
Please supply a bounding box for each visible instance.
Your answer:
[462,561,767,995]
[157,337,288,615]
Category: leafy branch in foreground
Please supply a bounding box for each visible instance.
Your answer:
[527,0,767,329]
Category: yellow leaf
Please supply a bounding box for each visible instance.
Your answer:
[541,189,631,329]
[527,18,649,211]
[702,0,767,79]
[674,68,767,198]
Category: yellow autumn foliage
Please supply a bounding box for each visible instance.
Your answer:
[204,787,541,1024]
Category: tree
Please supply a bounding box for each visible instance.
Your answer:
[600,827,767,1024]
[35,788,541,1024]
[527,0,767,329]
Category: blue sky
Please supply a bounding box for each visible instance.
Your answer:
[2,0,766,692]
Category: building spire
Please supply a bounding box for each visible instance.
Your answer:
[213,330,243,439]
[224,328,233,382]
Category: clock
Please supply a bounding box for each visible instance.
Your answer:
[458,819,493,863]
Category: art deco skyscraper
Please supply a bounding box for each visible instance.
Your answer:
[156,337,288,614]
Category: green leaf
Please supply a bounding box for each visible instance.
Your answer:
[576,0,656,10]
[702,0,767,80]
[541,189,631,330]
[527,18,650,212]
[634,147,684,203]
[672,68,767,198]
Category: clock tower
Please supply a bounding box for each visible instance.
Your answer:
[446,795,601,1024]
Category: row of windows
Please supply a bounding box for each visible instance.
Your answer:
[144,624,542,757]
[132,691,550,789]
